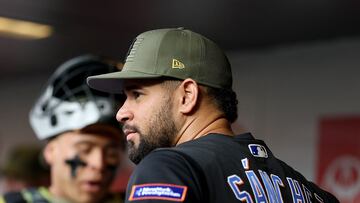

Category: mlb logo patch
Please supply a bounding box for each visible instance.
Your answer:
[129,183,187,202]
[248,144,268,158]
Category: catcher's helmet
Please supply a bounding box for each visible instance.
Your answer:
[29,55,122,140]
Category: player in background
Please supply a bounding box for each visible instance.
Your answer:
[0,145,50,193]
[87,28,339,202]
[1,55,126,203]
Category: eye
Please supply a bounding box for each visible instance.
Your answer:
[131,90,141,99]
[105,148,120,164]
[77,144,92,155]
[123,88,144,100]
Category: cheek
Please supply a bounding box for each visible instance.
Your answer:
[53,146,76,173]
[136,106,152,121]
[137,96,160,116]
[54,155,70,173]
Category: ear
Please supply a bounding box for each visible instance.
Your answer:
[43,140,56,166]
[177,78,199,114]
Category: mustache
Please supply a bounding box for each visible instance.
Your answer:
[122,124,140,134]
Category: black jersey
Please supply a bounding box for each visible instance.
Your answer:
[125,133,339,202]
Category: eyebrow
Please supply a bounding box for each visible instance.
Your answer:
[123,84,142,92]
[74,140,120,148]
[74,140,94,147]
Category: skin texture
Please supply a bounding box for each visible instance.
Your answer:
[43,124,123,203]
[117,79,178,164]
[116,78,235,164]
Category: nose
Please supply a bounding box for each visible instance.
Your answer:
[87,149,105,171]
[116,102,133,123]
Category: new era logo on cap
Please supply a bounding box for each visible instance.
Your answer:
[172,59,185,69]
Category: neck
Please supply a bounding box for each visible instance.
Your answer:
[48,176,72,203]
[174,111,234,145]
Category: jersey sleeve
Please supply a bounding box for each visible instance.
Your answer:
[125,149,205,202]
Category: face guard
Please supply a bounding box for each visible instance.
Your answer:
[29,55,122,140]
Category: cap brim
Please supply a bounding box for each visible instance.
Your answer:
[87,70,161,93]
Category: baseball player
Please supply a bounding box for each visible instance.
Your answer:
[0,55,126,203]
[87,28,339,202]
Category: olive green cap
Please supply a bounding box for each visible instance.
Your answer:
[87,28,232,93]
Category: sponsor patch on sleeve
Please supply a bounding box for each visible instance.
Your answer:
[129,183,187,202]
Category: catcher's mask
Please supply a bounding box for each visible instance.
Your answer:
[29,55,123,140]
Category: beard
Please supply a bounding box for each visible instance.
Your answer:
[125,96,178,164]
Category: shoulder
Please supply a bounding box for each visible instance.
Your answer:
[126,149,204,202]
[133,135,229,175]
[0,187,51,203]
[134,134,247,172]
[0,191,26,203]
[173,134,248,164]
[133,148,199,178]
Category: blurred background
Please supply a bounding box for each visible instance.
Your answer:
[0,0,359,202]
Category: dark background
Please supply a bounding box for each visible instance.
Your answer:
[1,1,360,201]
[0,0,360,76]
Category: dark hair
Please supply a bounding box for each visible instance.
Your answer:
[80,123,126,151]
[46,123,126,151]
[204,86,238,123]
[161,79,238,123]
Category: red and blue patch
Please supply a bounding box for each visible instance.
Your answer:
[129,183,187,202]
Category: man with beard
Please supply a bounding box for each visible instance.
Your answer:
[0,55,127,203]
[87,28,339,202]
